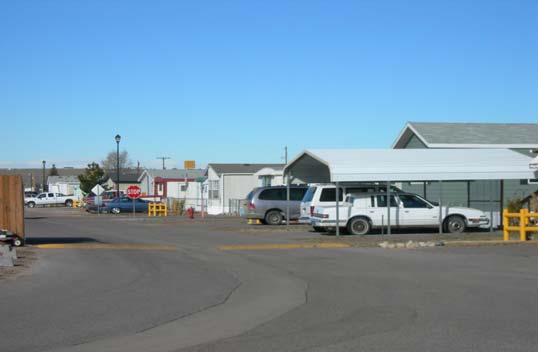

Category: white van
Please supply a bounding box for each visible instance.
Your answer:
[299,183,401,230]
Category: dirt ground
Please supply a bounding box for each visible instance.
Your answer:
[0,246,38,280]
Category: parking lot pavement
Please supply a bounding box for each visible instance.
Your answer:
[3,208,538,352]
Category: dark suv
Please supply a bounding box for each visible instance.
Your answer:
[243,185,309,225]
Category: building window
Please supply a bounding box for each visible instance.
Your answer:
[181,185,187,192]
[261,176,272,187]
[158,183,163,192]
[209,180,219,199]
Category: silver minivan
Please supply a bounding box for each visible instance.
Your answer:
[243,186,309,225]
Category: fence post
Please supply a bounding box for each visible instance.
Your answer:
[519,209,527,241]
[503,209,509,241]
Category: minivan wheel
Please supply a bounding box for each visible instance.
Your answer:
[265,210,283,225]
[347,217,371,235]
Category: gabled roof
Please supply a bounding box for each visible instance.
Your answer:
[0,168,85,186]
[105,170,141,183]
[141,169,205,180]
[254,166,284,177]
[284,149,538,183]
[47,175,79,184]
[207,163,285,175]
[393,122,538,149]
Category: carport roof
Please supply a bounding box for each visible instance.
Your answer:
[284,149,538,183]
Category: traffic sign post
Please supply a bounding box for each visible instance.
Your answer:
[126,186,141,218]
[91,184,105,215]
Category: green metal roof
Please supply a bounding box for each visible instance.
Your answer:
[393,122,538,148]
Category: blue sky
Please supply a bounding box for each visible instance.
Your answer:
[1,0,537,169]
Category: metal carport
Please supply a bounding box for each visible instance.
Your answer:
[283,149,538,236]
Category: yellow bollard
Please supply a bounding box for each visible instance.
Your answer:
[519,209,528,241]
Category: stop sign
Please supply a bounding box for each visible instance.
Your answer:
[126,185,141,199]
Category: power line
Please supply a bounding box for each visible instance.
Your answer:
[156,156,171,170]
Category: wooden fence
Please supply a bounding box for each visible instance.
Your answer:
[0,175,25,239]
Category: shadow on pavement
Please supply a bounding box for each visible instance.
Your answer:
[25,237,100,245]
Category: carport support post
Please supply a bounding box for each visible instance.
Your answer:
[286,173,290,230]
[489,180,494,232]
[386,181,391,235]
[335,182,340,236]
[438,180,443,234]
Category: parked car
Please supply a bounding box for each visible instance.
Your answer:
[311,192,489,235]
[300,183,401,230]
[243,185,309,225]
[83,190,123,208]
[101,197,151,214]
[25,192,75,208]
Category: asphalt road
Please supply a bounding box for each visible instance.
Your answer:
[1,208,538,352]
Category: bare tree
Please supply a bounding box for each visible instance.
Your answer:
[102,150,132,170]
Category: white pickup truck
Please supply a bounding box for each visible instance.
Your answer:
[311,192,489,235]
[25,192,75,208]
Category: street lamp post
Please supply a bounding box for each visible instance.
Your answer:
[115,134,121,197]
[42,160,46,192]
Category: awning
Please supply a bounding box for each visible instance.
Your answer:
[284,149,538,183]
[531,155,538,169]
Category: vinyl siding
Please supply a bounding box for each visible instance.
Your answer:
[503,179,538,208]
[404,135,427,148]
[402,181,468,207]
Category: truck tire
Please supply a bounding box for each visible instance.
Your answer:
[265,210,283,225]
[27,201,35,208]
[444,215,466,234]
[65,199,73,207]
[347,217,371,235]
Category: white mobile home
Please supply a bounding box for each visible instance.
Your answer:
[205,163,284,214]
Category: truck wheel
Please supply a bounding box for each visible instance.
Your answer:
[445,215,466,234]
[65,200,73,207]
[265,210,283,225]
[347,217,371,235]
[27,202,35,208]
[13,237,23,247]
[111,207,121,214]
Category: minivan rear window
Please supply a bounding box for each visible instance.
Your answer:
[302,187,317,202]
[259,188,286,200]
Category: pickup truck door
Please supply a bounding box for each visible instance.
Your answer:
[367,195,400,227]
[398,194,438,226]
[48,193,57,204]
[36,193,47,204]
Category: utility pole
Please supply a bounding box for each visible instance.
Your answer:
[156,156,171,170]
[42,160,46,192]
[285,146,288,164]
